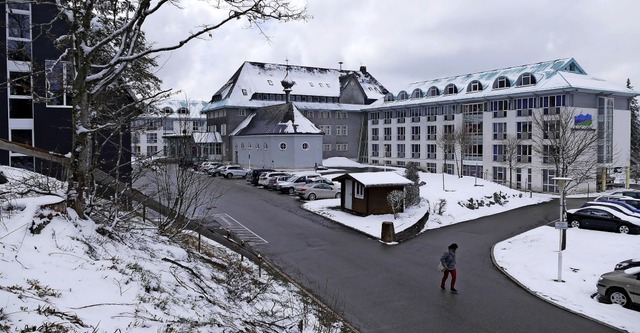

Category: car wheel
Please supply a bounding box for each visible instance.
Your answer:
[308,193,316,200]
[570,220,581,228]
[226,173,233,179]
[335,193,341,198]
[617,225,630,234]
[288,187,295,195]
[606,288,631,308]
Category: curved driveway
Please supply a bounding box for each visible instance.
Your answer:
[210,177,615,333]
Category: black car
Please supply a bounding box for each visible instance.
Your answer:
[615,258,640,270]
[565,206,640,234]
[247,168,275,186]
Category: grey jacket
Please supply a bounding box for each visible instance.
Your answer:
[440,250,456,270]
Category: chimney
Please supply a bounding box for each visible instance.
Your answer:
[360,65,367,74]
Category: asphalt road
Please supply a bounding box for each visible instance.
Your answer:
[187,174,618,332]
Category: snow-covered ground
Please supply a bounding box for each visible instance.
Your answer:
[308,157,640,332]
[0,166,344,332]
[2,158,639,332]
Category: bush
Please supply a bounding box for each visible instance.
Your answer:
[386,190,405,219]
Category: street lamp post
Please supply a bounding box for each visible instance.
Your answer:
[552,177,572,282]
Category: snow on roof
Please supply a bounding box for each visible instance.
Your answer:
[192,132,222,143]
[339,171,413,187]
[203,61,387,111]
[146,99,209,118]
[370,58,638,109]
[230,103,322,136]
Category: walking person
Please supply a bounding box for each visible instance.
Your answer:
[440,243,458,293]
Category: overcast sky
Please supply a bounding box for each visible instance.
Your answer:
[144,0,640,102]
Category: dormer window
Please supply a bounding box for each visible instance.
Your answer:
[162,107,173,114]
[397,91,409,100]
[516,72,537,86]
[411,88,424,99]
[177,107,189,114]
[267,80,273,86]
[427,86,439,97]
[241,89,247,96]
[467,80,483,93]
[444,84,458,95]
[309,82,314,87]
[326,83,331,88]
[384,93,395,102]
[493,76,511,89]
[319,83,323,87]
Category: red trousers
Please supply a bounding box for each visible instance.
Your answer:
[441,268,457,289]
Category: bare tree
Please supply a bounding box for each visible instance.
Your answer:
[454,125,473,178]
[501,134,522,188]
[7,0,308,218]
[436,130,456,190]
[530,107,599,192]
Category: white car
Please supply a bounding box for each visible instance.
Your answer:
[276,173,321,194]
[220,166,250,179]
[258,172,291,187]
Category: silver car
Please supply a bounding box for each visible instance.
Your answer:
[296,182,341,200]
[596,267,640,308]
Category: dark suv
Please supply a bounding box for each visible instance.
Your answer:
[247,168,275,186]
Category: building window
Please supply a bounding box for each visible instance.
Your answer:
[493,76,511,89]
[397,127,406,141]
[427,86,439,97]
[371,144,379,157]
[371,128,379,141]
[147,133,157,144]
[540,95,565,115]
[241,89,247,96]
[444,84,458,95]
[9,72,31,96]
[542,169,558,193]
[336,111,348,119]
[542,145,557,164]
[426,163,437,173]
[516,121,532,139]
[238,109,246,116]
[426,126,436,140]
[323,144,332,151]
[598,97,614,163]
[9,99,32,119]
[7,40,31,61]
[306,111,315,118]
[319,125,331,136]
[397,144,405,158]
[397,91,409,100]
[492,166,506,184]
[10,129,32,146]
[493,144,505,162]
[384,144,392,157]
[279,142,287,150]
[384,93,395,102]
[384,127,391,141]
[517,145,532,163]
[493,122,507,140]
[411,126,420,140]
[45,61,73,106]
[336,125,348,136]
[355,182,365,199]
[517,72,536,86]
[426,144,436,159]
[411,88,424,99]
[411,144,420,158]
[370,111,380,124]
[336,144,348,151]
[8,11,31,39]
[302,142,309,150]
[395,109,407,123]
[146,146,158,156]
[466,80,483,93]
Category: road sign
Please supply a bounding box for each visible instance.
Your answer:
[555,221,568,229]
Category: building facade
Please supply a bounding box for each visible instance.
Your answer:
[201,61,388,164]
[132,99,218,161]
[364,58,637,193]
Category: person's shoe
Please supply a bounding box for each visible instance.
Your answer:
[440,286,446,291]
[450,288,458,294]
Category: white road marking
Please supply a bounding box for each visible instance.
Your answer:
[212,213,268,245]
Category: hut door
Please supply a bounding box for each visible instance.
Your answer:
[345,179,353,209]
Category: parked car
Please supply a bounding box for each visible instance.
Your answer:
[595,195,640,210]
[610,190,640,200]
[267,175,292,190]
[581,201,640,216]
[199,161,222,173]
[258,172,291,187]
[566,206,640,234]
[277,173,321,194]
[208,164,234,177]
[615,258,640,270]
[221,165,250,179]
[296,182,341,200]
[247,168,275,185]
[596,267,640,308]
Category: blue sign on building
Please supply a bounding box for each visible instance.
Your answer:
[574,113,592,126]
